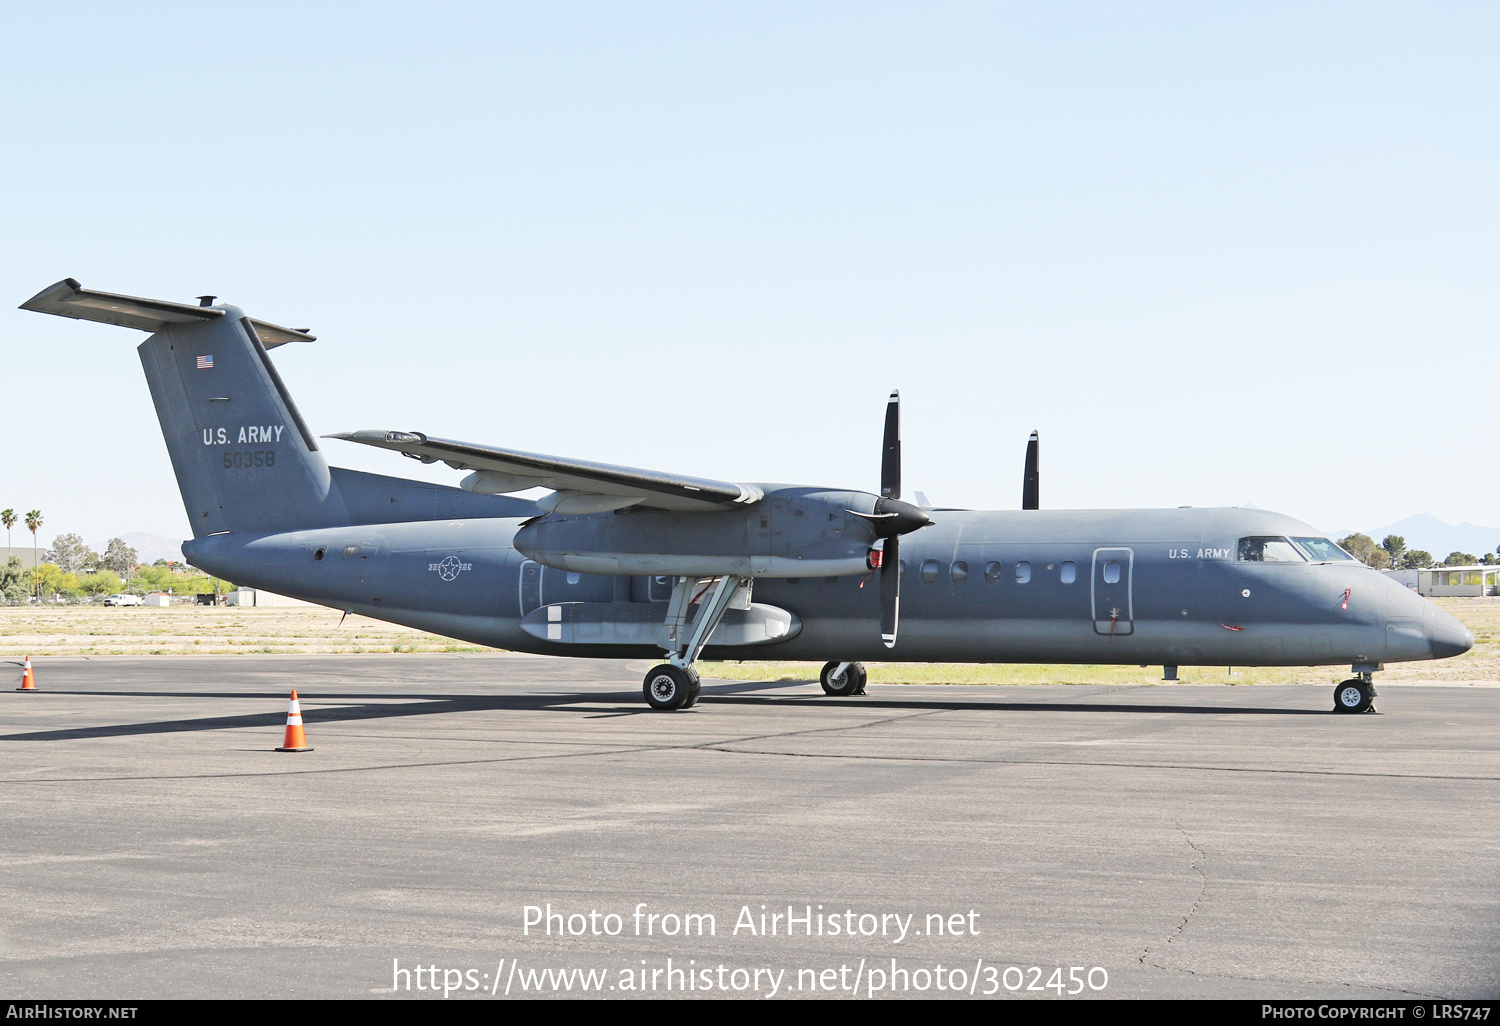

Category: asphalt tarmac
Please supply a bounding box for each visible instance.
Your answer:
[1,655,1496,1000]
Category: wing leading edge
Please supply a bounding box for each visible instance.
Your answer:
[327,430,764,514]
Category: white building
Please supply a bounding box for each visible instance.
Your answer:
[1416,566,1500,598]
[225,589,319,608]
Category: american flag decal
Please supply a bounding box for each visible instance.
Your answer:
[196,355,213,370]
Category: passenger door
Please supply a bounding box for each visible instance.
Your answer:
[1091,547,1134,637]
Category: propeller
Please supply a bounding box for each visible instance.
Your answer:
[1022,430,1039,510]
[848,390,931,648]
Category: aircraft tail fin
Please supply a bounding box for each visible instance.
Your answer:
[22,280,349,537]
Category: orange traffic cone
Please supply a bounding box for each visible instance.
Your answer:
[17,655,36,691]
[275,690,313,752]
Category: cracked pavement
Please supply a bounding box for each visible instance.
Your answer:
[1,655,1496,998]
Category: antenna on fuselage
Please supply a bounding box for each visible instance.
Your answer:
[1022,431,1039,510]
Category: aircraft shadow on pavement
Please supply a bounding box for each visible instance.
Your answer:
[0,683,1327,740]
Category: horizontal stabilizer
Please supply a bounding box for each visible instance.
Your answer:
[328,429,764,513]
[20,279,315,348]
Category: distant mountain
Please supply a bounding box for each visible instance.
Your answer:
[118,532,185,565]
[1334,514,1500,561]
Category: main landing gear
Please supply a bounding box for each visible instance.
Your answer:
[643,663,700,710]
[641,574,748,711]
[1333,671,1378,714]
[820,661,867,696]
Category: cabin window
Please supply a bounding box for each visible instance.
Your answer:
[313,548,325,561]
[566,571,580,585]
[1060,560,1076,584]
[921,560,941,584]
[1292,537,1355,561]
[1103,560,1120,584]
[951,560,968,583]
[984,561,1003,583]
[1015,561,1031,584]
[1238,536,1306,562]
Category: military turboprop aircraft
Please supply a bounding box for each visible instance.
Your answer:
[21,279,1474,712]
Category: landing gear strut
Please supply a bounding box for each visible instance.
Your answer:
[820,661,867,696]
[1333,673,1377,714]
[640,575,748,710]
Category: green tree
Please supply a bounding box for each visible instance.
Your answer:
[1,509,14,554]
[77,570,122,596]
[34,563,80,601]
[1401,550,1434,569]
[45,533,98,574]
[179,573,233,595]
[129,564,178,594]
[2,555,26,602]
[1443,551,1477,567]
[24,510,41,601]
[1381,535,1407,569]
[1337,533,1390,570]
[100,538,138,577]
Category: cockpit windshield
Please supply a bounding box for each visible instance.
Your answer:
[1238,536,1306,562]
[1291,537,1355,562]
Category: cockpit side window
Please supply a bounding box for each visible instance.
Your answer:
[1291,537,1355,561]
[1238,536,1306,562]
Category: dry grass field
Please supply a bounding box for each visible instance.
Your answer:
[0,604,484,657]
[1,597,1495,687]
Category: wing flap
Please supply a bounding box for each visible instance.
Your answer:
[328,429,764,512]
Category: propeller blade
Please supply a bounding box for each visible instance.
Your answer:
[881,390,901,499]
[1022,430,1039,510]
[880,535,900,647]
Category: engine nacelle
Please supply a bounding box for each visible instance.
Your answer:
[513,488,880,578]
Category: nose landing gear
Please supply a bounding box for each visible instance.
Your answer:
[1333,673,1378,714]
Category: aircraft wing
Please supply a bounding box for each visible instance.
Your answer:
[327,429,764,514]
[19,278,316,348]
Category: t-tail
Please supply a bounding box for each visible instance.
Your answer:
[22,279,349,535]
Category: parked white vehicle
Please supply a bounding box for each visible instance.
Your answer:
[102,594,143,607]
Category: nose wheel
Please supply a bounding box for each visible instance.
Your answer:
[1333,679,1376,714]
[820,661,868,696]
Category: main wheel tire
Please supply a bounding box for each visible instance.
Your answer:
[644,664,692,710]
[820,660,861,697]
[851,663,869,695]
[683,668,702,709]
[1334,680,1374,714]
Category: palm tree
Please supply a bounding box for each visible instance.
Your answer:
[24,510,41,601]
[1,509,14,556]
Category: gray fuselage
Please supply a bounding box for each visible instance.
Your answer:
[183,503,1471,669]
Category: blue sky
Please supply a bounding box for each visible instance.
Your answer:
[2,2,1495,547]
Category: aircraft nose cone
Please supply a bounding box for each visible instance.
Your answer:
[1429,623,1474,659]
[1427,605,1474,659]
